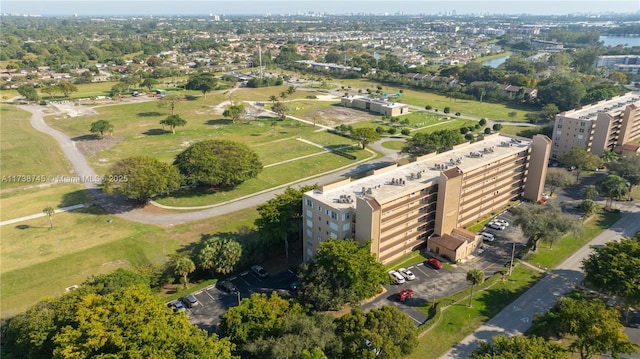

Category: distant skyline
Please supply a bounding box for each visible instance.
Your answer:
[2,0,639,16]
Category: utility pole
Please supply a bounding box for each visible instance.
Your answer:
[236,291,241,306]
[508,242,516,276]
[258,44,263,79]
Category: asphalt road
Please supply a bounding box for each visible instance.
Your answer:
[440,201,640,358]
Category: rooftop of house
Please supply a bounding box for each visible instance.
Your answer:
[307,133,532,208]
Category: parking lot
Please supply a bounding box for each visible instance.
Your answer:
[183,211,529,332]
[186,268,298,334]
[364,209,529,327]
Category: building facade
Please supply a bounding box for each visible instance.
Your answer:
[551,92,640,159]
[341,95,410,117]
[302,133,551,265]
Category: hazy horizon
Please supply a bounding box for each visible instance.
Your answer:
[2,0,639,17]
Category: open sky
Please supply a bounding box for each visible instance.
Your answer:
[2,0,639,16]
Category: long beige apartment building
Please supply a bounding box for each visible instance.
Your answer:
[302,133,551,264]
[551,92,640,159]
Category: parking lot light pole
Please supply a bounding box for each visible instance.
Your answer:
[236,291,241,306]
[508,242,516,276]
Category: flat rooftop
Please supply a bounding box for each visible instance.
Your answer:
[561,92,640,121]
[308,133,531,208]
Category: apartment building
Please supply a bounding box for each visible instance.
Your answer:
[551,92,640,159]
[341,95,410,117]
[302,133,551,265]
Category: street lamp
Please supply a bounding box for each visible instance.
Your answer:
[236,291,241,306]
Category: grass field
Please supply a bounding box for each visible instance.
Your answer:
[0,184,94,221]
[0,105,73,190]
[0,204,260,318]
[334,78,540,122]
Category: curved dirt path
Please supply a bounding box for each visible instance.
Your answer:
[17,104,399,225]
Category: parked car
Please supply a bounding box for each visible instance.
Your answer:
[181,294,199,308]
[494,219,509,227]
[397,267,416,281]
[486,221,506,230]
[396,288,415,302]
[388,270,406,284]
[167,299,185,313]
[426,258,443,270]
[251,264,268,278]
[289,280,299,291]
[480,232,495,242]
[218,280,238,294]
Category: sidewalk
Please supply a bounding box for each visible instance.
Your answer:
[0,203,86,226]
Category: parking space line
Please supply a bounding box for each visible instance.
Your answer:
[413,264,430,277]
[203,289,217,301]
[405,313,423,325]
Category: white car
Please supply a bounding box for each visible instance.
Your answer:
[486,221,506,230]
[494,219,509,227]
[480,232,495,241]
[388,270,406,284]
[397,267,416,281]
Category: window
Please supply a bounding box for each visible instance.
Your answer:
[343,223,351,231]
[578,134,583,140]
[329,222,338,231]
[557,124,563,129]
[342,212,351,221]
[306,229,313,237]
[306,209,313,218]
[306,199,313,207]
[579,128,585,133]
[317,236,322,242]
[330,210,338,220]
[307,240,313,247]
[556,130,562,136]
[317,205,322,212]
[306,219,313,228]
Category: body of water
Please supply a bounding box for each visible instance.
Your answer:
[600,35,640,48]
[481,55,510,68]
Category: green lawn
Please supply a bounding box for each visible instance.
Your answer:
[334,78,540,122]
[0,105,73,190]
[0,184,94,221]
[526,210,621,270]
[0,204,259,318]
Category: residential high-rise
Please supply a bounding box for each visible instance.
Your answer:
[551,92,640,159]
[302,133,551,265]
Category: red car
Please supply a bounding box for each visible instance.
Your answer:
[426,258,443,270]
[396,288,414,302]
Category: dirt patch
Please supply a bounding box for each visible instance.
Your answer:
[313,106,376,127]
[74,136,122,158]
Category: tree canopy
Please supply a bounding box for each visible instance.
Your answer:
[607,155,640,200]
[532,295,638,359]
[157,92,186,115]
[335,306,418,359]
[582,235,640,320]
[510,203,581,251]
[222,103,246,124]
[351,127,381,150]
[558,147,602,183]
[89,119,114,138]
[159,114,187,134]
[196,235,242,275]
[173,139,263,188]
[298,239,388,311]
[255,185,315,261]
[102,155,181,204]
[402,129,464,156]
[545,168,573,196]
[1,271,235,359]
[537,75,586,111]
[185,72,217,98]
[598,175,629,208]
[471,335,568,359]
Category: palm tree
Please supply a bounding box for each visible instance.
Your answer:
[269,95,278,104]
[466,268,485,308]
[287,85,296,96]
[42,206,54,229]
[174,257,195,289]
[583,184,598,200]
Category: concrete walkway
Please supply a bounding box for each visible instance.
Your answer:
[0,204,86,226]
[440,202,640,358]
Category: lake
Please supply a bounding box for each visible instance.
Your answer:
[600,35,640,48]
[481,55,510,68]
